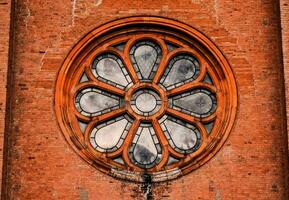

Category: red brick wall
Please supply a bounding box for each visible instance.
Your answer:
[0,0,12,197]
[1,0,288,199]
[280,0,289,193]
[280,1,289,150]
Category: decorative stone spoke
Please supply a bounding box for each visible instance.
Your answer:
[123,38,142,83]
[122,119,141,169]
[167,82,216,97]
[152,39,168,84]
[92,108,126,124]
[168,146,186,159]
[166,108,200,123]
[122,57,140,84]
[151,119,169,169]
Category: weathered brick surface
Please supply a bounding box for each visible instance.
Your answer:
[280,1,289,148]
[280,0,289,193]
[1,0,288,199]
[0,0,12,197]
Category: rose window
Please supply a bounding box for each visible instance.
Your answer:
[55,17,237,182]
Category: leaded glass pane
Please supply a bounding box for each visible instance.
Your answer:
[159,54,200,90]
[204,121,214,134]
[113,156,125,165]
[90,115,133,152]
[130,41,162,81]
[92,54,132,89]
[112,42,126,51]
[78,120,88,133]
[135,45,157,78]
[79,72,89,83]
[166,42,179,52]
[159,115,201,154]
[130,89,162,116]
[203,73,213,85]
[75,88,123,117]
[167,156,179,165]
[129,123,162,168]
[170,89,217,118]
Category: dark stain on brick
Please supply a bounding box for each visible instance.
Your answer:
[141,173,153,200]
[18,83,28,90]
[237,155,245,162]
[271,184,279,192]
[209,180,215,192]
[153,181,172,199]
[263,18,269,26]
[28,156,35,160]
[11,184,21,193]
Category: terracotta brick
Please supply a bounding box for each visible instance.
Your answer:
[0,0,288,199]
[0,0,12,197]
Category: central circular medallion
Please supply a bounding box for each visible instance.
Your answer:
[136,93,156,112]
[130,89,162,116]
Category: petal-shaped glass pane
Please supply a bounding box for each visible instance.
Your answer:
[90,115,133,152]
[75,88,123,117]
[160,54,200,90]
[130,41,162,81]
[159,115,201,154]
[169,89,217,118]
[92,54,132,89]
[129,123,162,168]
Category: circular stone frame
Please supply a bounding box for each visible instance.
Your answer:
[55,16,237,182]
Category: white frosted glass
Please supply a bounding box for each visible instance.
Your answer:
[174,92,213,115]
[134,45,157,79]
[163,59,195,87]
[133,128,158,165]
[79,92,119,113]
[164,120,197,150]
[96,58,128,86]
[94,119,127,149]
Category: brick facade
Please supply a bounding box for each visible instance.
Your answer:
[279,1,289,197]
[1,0,288,199]
[280,0,289,151]
[0,0,13,197]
